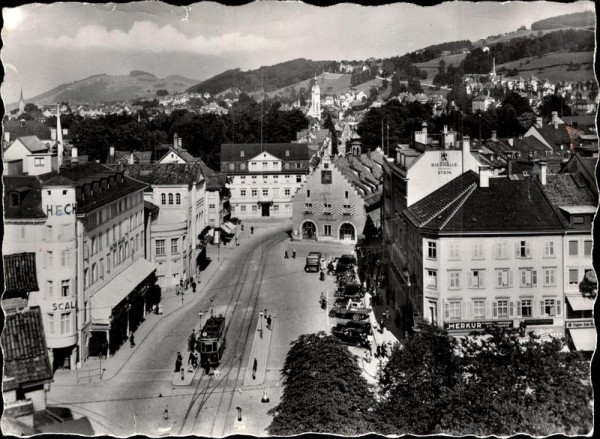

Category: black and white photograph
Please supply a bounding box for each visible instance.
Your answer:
[0,0,596,436]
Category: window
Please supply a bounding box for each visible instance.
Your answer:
[495,241,508,259]
[100,259,104,279]
[473,300,485,319]
[494,300,509,318]
[47,280,54,298]
[520,269,537,287]
[98,233,103,251]
[285,163,290,169]
[345,191,349,199]
[156,240,165,256]
[568,240,578,256]
[446,301,461,321]
[449,271,460,289]
[171,238,179,254]
[321,170,332,184]
[449,242,460,260]
[496,269,512,288]
[61,280,70,297]
[284,188,291,196]
[324,225,332,236]
[209,204,216,209]
[285,150,290,157]
[573,216,584,225]
[285,204,291,211]
[544,241,555,257]
[472,242,484,259]
[46,225,53,239]
[470,270,484,288]
[252,205,258,212]
[168,193,173,205]
[240,151,245,157]
[251,189,258,197]
[240,163,246,171]
[307,190,311,198]
[543,268,555,286]
[61,249,72,267]
[176,193,181,205]
[262,189,269,196]
[584,240,592,256]
[273,188,279,198]
[47,314,55,335]
[273,204,279,212]
[45,251,53,268]
[34,157,44,167]
[296,175,302,183]
[568,268,579,285]
[427,241,437,260]
[91,263,98,283]
[240,189,247,197]
[517,240,531,258]
[518,299,532,317]
[262,162,267,170]
[10,192,20,207]
[323,203,333,214]
[426,270,437,289]
[229,163,235,171]
[238,205,246,212]
[60,312,71,334]
[541,298,561,317]
[106,255,111,273]
[285,175,290,179]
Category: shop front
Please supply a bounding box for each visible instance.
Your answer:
[88,258,156,358]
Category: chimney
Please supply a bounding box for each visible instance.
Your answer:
[553,119,558,130]
[128,153,135,165]
[50,127,57,141]
[508,138,514,146]
[71,147,78,158]
[62,128,69,136]
[109,146,115,157]
[4,132,10,143]
[479,165,491,188]
[462,135,471,173]
[174,133,179,149]
[539,162,547,185]
[551,111,558,126]
[491,130,497,140]
[443,125,448,134]
[536,116,543,128]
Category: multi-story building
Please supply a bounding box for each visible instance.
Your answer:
[402,167,566,340]
[221,143,310,219]
[3,161,157,367]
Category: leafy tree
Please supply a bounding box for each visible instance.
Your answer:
[407,77,423,94]
[369,86,379,102]
[381,79,389,90]
[156,89,169,97]
[502,91,532,115]
[323,112,338,155]
[268,332,376,435]
[24,103,40,113]
[539,94,572,121]
[389,73,403,98]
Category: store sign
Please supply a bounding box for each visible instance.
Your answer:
[445,320,513,331]
[566,320,594,329]
[532,328,564,339]
[431,152,458,175]
[523,319,554,326]
[51,299,76,311]
[46,203,76,216]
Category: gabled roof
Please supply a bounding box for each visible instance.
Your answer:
[1,306,53,387]
[405,171,565,234]
[107,150,153,165]
[3,253,39,296]
[114,163,206,185]
[3,176,45,219]
[14,135,49,153]
[220,143,310,162]
[537,125,572,150]
[544,173,596,207]
[159,147,201,164]
[512,136,552,154]
[3,119,51,140]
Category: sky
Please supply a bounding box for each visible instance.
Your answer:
[1,0,595,104]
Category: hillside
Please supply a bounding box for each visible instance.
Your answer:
[497,50,595,83]
[413,53,468,79]
[531,10,595,30]
[186,58,338,95]
[28,71,200,106]
[267,72,353,98]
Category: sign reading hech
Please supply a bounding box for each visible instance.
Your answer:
[46,203,77,216]
[431,151,459,175]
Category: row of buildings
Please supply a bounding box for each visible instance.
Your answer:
[381,119,596,352]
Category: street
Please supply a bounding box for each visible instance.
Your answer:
[47,221,353,436]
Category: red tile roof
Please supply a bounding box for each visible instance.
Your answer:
[3,253,39,296]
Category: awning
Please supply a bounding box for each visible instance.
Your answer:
[566,295,595,311]
[221,222,235,235]
[569,328,597,351]
[91,258,156,324]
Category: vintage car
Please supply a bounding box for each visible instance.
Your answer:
[331,326,370,348]
[335,320,373,335]
[328,300,371,321]
[305,252,322,272]
[335,254,357,274]
[334,282,364,299]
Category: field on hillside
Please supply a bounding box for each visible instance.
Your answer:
[414,52,467,80]
[498,50,595,83]
[474,27,592,46]
[268,72,353,97]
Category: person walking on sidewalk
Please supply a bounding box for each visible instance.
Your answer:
[284,250,289,259]
[250,226,254,234]
[267,315,272,330]
[175,352,183,372]
[292,248,296,259]
[130,332,135,348]
[188,330,196,352]
[158,303,163,315]
[252,358,258,380]
[192,280,197,294]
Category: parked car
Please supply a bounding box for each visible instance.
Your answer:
[338,320,372,335]
[331,326,369,347]
[329,300,370,321]
[230,217,242,225]
[305,252,322,272]
[334,282,364,299]
[336,254,357,273]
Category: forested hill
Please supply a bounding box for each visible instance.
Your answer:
[186,58,338,95]
[531,10,595,30]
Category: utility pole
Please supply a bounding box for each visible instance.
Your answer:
[381,118,384,152]
[386,124,390,157]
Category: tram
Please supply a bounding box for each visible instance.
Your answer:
[199,315,227,371]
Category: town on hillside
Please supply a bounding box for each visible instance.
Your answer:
[1,4,595,438]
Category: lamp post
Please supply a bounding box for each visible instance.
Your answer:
[180,288,184,307]
[198,311,203,324]
[259,311,264,338]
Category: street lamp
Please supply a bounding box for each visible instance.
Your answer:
[180,288,184,307]
[198,311,203,323]
[259,311,264,338]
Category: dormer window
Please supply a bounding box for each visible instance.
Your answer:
[285,150,290,157]
[240,151,245,157]
[9,192,20,207]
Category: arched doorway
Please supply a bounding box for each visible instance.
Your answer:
[339,222,356,241]
[301,221,317,240]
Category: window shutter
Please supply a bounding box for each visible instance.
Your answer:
[480,271,485,288]
[492,302,497,318]
[467,301,473,319]
[444,301,449,319]
[515,242,519,258]
[509,302,514,317]
[468,272,473,288]
[540,301,545,316]
[516,300,522,316]
[526,242,531,257]
[556,300,561,315]
[508,270,513,288]
[532,270,537,286]
[461,302,467,320]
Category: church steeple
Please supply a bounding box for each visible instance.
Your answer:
[18,87,25,115]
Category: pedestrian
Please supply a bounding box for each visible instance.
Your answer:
[252,358,257,380]
[158,303,163,315]
[153,304,158,315]
[175,352,183,372]
[241,224,244,231]
[188,352,198,368]
[130,332,135,348]
[189,330,196,352]
[267,315,272,330]
[180,365,185,380]
[235,236,239,246]
[192,281,197,294]
[381,343,387,358]
[250,226,254,234]
[195,338,202,353]
[319,270,325,281]
[380,319,385,333]
[284,250,289,259]
[385,308,390,321]
[375,344,381,358]
[292,248,296,259]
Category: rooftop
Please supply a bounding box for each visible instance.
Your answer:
[2,253,39,297]
[110,162,206,186]
[13,135,50,154]
[3,176,45,219]
[220,143,310,162]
